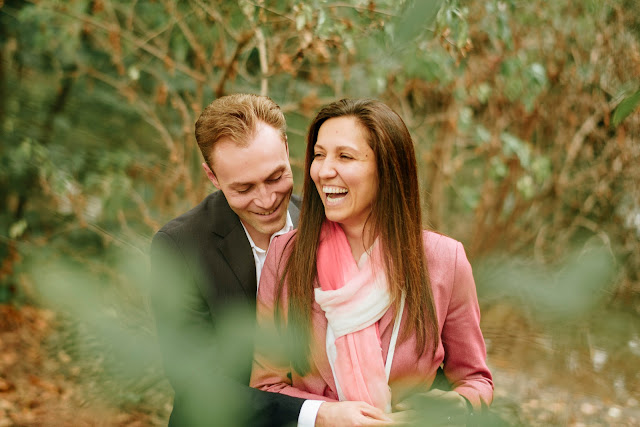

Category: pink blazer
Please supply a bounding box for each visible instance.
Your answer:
[250,230,493,409]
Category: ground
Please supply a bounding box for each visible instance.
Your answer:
[0,305,167,426]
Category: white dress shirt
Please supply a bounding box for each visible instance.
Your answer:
[241,212,322,426]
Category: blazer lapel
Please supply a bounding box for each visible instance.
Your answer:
[217,227,257,298]
[210,191,257,299]
[209,191,302,300]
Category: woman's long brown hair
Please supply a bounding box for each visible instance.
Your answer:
[276,99,439,374]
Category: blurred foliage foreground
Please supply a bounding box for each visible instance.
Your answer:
[1,0,640,424]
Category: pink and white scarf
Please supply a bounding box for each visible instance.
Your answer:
[314,221,398,411]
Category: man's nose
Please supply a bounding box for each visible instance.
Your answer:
[254,185,276,209]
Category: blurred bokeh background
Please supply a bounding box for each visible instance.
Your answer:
[1,0,639,425]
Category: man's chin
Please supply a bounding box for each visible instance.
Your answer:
[246,213,287,236]
[262,216,287,235]
[259,194,290,229]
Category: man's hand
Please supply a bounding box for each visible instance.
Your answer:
[392,389,467,426]
[316,401,393,427]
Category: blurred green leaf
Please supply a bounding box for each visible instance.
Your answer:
[459,186,480,210]
[489,157,508,181]
[474,83,492,104]
[612,89,640,127]
[475,125,491,144]
[516,174,535,199]
[501,132,531,168]
[458,106,473,130]
[527,63,548,86]
[531,156,552,184]
[394,0,444,45]
[474,242,617,321]
[9,219,28,239]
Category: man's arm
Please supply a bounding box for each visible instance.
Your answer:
[150,231,305,426]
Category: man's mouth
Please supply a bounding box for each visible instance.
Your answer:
[256,208,276,216]
[255,199,281,216]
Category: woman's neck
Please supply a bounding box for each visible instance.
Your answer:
[340,222,375,262]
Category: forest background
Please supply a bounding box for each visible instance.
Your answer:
[0,0,639,425]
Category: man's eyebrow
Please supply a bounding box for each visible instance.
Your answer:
[228,165,286,188]
[229,182,251,190]
[265,166,286,179]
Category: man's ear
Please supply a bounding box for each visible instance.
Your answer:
[202,162,221,189]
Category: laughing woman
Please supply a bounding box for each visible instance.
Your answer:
[250,99,493,424]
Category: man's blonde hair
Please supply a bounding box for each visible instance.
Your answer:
[195,94,287,168]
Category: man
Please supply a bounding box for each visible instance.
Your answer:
[150,94,390,426]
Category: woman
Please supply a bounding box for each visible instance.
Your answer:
[250,99,493,422]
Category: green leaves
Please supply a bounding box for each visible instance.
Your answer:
[612,89,640,127]
[500,59,549,112]
[393,0,444,46]
[501,132,531,168]
[9,219,28,240]
[497,133,551,199]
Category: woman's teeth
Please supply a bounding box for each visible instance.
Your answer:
[323,186,348,196]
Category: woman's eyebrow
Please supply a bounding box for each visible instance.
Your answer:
[315,143,360,152]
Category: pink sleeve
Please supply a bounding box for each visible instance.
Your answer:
[441,242,494,409]
[250,234,333,402]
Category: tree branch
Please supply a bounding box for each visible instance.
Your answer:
[215,31,254,98]
[33,1,207,83]
[255,27,269,96]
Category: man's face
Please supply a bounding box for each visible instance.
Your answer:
[205,122,293,247]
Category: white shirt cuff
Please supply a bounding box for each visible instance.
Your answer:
[298,400,324,427]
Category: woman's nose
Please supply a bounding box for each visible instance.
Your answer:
[317,158,337,179]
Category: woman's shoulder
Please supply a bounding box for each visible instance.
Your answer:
[422,230,462,252]
[266,229,299,271]
[421,230,469,268]
[275,228,298,241]
[271,229,298,253]
[421,231,473,289]
[259,230,298,302]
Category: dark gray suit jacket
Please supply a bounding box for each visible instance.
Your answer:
[150,191,304,426]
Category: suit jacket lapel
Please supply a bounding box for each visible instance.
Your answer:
[217,227,257,298]
[209,191,301,308]
[210,191,257,299]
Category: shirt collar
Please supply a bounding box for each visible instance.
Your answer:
[241,211,293,253]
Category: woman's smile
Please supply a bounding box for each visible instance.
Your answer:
[323,185,349,205]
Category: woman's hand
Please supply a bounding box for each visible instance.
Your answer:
[316,401,394,426]
[391,389,468,426]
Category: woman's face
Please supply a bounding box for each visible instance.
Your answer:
[310,116,378,232]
